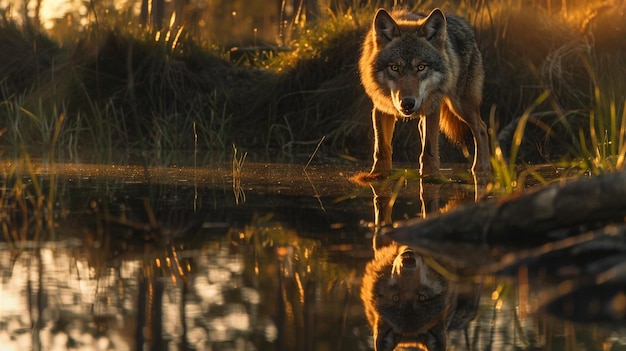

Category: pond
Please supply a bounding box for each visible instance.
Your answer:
[0,151,625,351]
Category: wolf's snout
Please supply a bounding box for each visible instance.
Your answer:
[400,97,416,114]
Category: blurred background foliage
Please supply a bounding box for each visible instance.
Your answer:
[0,0,623,166]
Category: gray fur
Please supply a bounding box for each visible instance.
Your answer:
[359,8,490,177]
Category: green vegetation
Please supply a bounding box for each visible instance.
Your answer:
[0,0,623,175]
[569,87,626,174]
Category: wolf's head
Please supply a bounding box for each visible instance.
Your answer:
[371,9,448,120]
[361,242,457,351]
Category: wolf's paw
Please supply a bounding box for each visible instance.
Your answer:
[350,171,387,186]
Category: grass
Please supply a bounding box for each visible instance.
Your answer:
[570,90,626,174]
[0,0,623,175]
[488,90,553,193]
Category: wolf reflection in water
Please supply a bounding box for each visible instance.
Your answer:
[358,167,481,350]
[361,238,481,351]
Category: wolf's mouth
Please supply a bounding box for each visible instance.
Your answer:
[397,111,417,121]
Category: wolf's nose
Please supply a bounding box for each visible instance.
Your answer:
[401,98,416,112]
[402,256,416,268]
[400,251,417,268]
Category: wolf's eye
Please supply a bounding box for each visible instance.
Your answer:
[417,63,427,71]
[417,294,428,302]
[392,295,400,302]
[389,64,399,72]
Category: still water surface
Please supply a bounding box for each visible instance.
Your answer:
[0,154,624,350]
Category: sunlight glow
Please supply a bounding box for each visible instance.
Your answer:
[1,0,132,29]
[38,0,82,29]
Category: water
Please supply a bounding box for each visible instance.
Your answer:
[0,154,625,351]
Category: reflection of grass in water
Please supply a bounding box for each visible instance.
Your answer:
[482,276,615,350]
[0,154,57,246]
[3,149,412,345]
[232,144,247,205]
[228,212,363,349]
[235,211,357,289]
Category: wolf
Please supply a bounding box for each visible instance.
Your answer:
[359,8,490,178]
[361,239,481,351]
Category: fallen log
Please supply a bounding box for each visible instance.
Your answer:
[384,171,626,245]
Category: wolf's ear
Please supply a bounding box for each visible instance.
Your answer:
[423,8,447,47]
[374,321,400,351]
[425,321,448,351]
[373,9,400,44]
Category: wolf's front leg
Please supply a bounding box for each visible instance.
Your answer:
[470,111,491,172]
[370,109,396,178]
[419,113,441,176]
